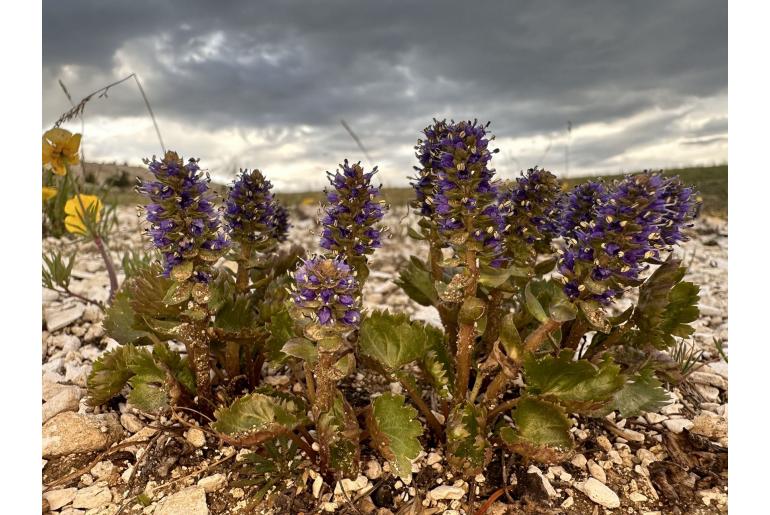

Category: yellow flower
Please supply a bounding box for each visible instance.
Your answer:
[64,194,103,235]
[42,187,58,202]
[42,128,81,176]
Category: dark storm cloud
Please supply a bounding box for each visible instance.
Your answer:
[42,0,727,184]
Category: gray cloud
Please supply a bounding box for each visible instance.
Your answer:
[42,0,727,189]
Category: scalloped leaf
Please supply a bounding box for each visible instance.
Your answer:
[597,368,671,418]
[86,344,140,406]
[212,392,305,445]
[104,288,156,344]
[126,343,195,412]
[395,256,438,306]
[632,258,700,349]
[478,263,531,289]
[501,396,572,463]
[264,310,295,362]
[281,337,318,363]
[359,310,443,371]
[446,402,489,476]
[523,351,624,413]
[368,393,424,480]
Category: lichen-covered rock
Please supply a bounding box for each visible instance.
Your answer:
[42,412,122,457]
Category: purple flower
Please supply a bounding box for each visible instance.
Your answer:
[224,169,286,248]
[139,151,227,281]
[319,160,387,258]
[557,172,700,302]
[410,119,452,217]
[499,167,562,267]
[428,119,506,266]
[291,256,361,327]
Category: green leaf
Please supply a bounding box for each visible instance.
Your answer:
[525,279,577,323]
[500,396,573,463]
[598,368,671,418]
[446,402,489,476]
[214,294,259,335]
[533,256,558,275]
[478,264,531,289]
[359,310,442,371]
[316,392,360,478]
[212,392,305,445]
[523,351,625,413]
[499,314,522,359]
[407,226,426,240]
[281,337,318,364]
[162,281,192,305]
[632,258,700,349]
[395,257,438,306]
[264,310,295,362]
[128,265,183,319]
[419,339,454,399]
[104,288,156,344]
[126,343,195,412]
[368,393,424,480]
[458,297,486,324]
[86,344,140,406]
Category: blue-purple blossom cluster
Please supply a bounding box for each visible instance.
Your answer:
[499,168,562,266]
[411,119,452,218]
[430,120,506,266]
[224,169,283,247]
[291,256,361,326]
[139,151,227,281]
[320,160,387,257]
[271,203,291,243]
[558,172,700,301]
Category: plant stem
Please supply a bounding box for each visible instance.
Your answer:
[487,397,520,421]
[235,244,253,292]
[484,373,511,406]
[480,289,504,353]
[454,246,479,403]
[304,362,316,403]
[179,321,213,410]
[93,236,118,302]
[563,317,588,350]
[523,319,562,353]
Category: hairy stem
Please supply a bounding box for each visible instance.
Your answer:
[523,319,562,353]
[487,397,520,421]
[563,317,588,350]
[454,246,479,403]
[481,289,505,353]
[235,244,253,293]
[179,321,213,410]
[93,236,119,303]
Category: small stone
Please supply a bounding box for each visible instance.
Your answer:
[312,474,323,498]
[335,475,370,495]
[587,460,606,483]
[155,486,208,515]
[527,466,558,498]
[693,384,720,402]
[596,435,612,452]
[663,418,694,434]
[691,412,728,440]
[198,473,227,493]
[570,453,587,469]
[60,509,85,515]
[629,492,648,502]
[427,485,465,501]
[45,304,86,331]
[185,427,206,448]
[578,477,621,509]
[43,488,77,510]
[72,483,112,509]
[561,496,574,509]
[42,386,83,423]
[120,413,144,433]
[230,487,244,499]
[42,412,123,458]
[91,461,115,480]
[660,403,682,415]
[636,449,657,467]
[645,412,667,424]
[52,334,82,352]
[365,460,383,480]
[426,452,442,466]
[82,304,103,323]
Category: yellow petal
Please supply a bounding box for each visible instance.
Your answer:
[51,162,67,176]
[64,215,87,235]
[63,133,82,157]
[43,128,72,146]
[42,187,58,202]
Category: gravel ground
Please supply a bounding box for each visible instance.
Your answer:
[41,206,728,514]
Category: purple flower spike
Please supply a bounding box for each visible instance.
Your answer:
[320,160,387,258]
[139,151,227,281]
[225,168,289,248]
[557,171,700,302]
[292,256,361,327]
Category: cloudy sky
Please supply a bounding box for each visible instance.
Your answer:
[42,0,726,191]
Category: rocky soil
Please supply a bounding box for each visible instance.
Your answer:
[41,206,728,514]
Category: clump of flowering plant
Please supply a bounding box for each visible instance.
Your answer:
[84,118,705,507]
